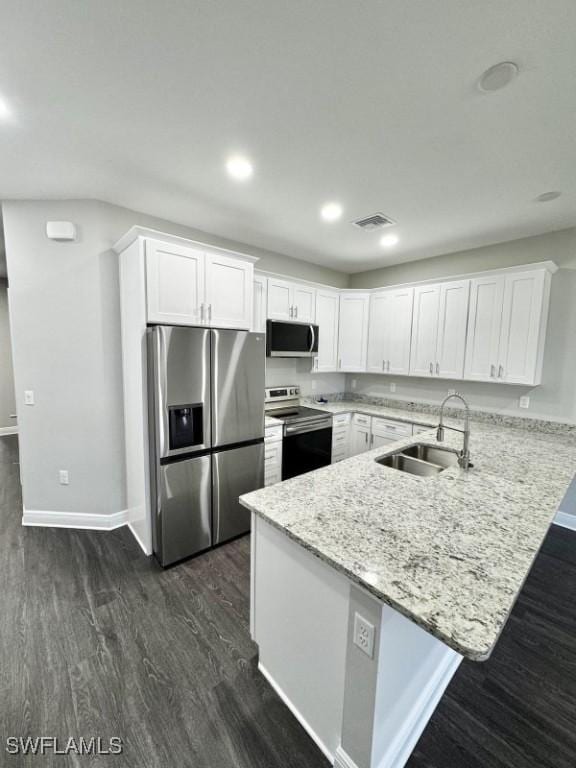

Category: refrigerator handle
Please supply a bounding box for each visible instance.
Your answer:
[309,324,315,353]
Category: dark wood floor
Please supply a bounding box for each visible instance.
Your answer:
[1,434,576,767]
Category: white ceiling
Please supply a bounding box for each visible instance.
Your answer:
[1,0,575,273]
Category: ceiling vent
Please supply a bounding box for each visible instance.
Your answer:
[352,213,396,231]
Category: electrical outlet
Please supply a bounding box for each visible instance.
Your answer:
[59,470,70,485]
[24,390,35,405]
[519,395,530,409]
[353,613,375,658]
[390,383,396,393]
[351,379,357,390]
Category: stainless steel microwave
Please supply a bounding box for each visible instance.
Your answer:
[266,320,319,357]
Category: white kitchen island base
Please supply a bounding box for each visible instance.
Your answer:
[251,514,462,768]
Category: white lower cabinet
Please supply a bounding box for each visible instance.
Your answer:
[264,425,283,486]
[370,417,413,449]
[349,413,371,456]
[331,413,350,463]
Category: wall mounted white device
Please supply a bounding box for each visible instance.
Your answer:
[46,221,77,241]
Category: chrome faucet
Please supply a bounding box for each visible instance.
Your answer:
[437,393,471,470]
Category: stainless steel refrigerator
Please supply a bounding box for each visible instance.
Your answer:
[147,326,265,567]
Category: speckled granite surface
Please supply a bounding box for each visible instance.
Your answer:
[241,407,576,661]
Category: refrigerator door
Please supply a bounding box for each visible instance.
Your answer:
[211,330,265,447]
[155,455,212,566]
[149,325,211,458]
[212,442,264,545]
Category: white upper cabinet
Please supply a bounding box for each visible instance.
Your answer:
[410,281,468,379]
[205,252,253,329]
[465,269,551,385]
[338,293,370,371]
[464,275,505,381]
[292,284,316,322]
[366,292,389,373]
[267,278,293,320]
[435,280,470,379]
[410,284,440,377]
[367,287,414,375]
[252,275,267,332]
[314,289,340,372]
[145,237,254,329]
[267,278,316,322]
[146,239,205,326]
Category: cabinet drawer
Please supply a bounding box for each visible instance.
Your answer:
[264,470,282,487]
[332,448,348,463]
[352,413,371,427]
[371,417,412,438]
[265,425,283,442]
[333,412,351,426]
[265,444,282,462]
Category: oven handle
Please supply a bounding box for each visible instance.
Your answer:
[284,421,332,436]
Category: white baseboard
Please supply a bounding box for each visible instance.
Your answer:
[128,521,152,555]
[22,507,129,530]
[0,426,18,436]
[334,746,360,768]
[554,511,576,532]
[258,662,334,764]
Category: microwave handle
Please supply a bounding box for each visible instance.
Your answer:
[309,324,316,353]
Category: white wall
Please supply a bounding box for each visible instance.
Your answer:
[0,280,16,430]
[266,358,345,398]
[348,229,576,424]
[1,199,347,519]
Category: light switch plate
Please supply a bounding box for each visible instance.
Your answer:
[24,390,35,405]
[519,395,530,409]
[59,470,70,485]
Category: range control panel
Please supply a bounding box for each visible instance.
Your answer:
[265,386,300,403]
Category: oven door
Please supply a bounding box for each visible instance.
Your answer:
[282,420,333,480]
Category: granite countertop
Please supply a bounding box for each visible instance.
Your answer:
[242,401,576,661]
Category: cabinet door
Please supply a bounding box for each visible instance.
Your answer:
[267,278,293,320]
[464,276,505,382]
[435,280,469,379]
[293,285,316,322]
[371,433,397,450]
[366,292,389,373]
[314,289,340,371]
[205,252,253,329]
[338,294,370,371]
[252,276,267,332]
[350,424,370,456]
[146,239,204,325]
[498,271,547,385]
[385,287,414,375]
[409,285,440,377]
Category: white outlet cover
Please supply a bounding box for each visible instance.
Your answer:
[24,390,35,405]
[519,395,530,409]
[353,612,375,658]
[59,470,70,485]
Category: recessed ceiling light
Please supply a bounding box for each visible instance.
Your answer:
[380,233,399,248]
[478,61,519,92]
[320,202,343,222]
[0,95,12,121]
[535,191,561,202]
[226,155,253,181]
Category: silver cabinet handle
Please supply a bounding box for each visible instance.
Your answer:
[490,364,496,378]
[436,362,440,375]
[200,303,205,323]
[295,305,298,319]
[498,364,504,378]
[338,358,342,369]
[387,360,390,372]
[370,434,374,446]
[9,414,17,419]
[382,359,386,372]
[365,432,368,444]
[208,304,212,322]
[429,362,433,375]
[289,306,293,318]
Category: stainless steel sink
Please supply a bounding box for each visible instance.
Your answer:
[375,442,465,477]
[402,444,459,469]
[376,453,444,477]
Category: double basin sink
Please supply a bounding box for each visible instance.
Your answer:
[376,443,463,477]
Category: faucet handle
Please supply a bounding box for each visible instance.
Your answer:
[436,426,445,441]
